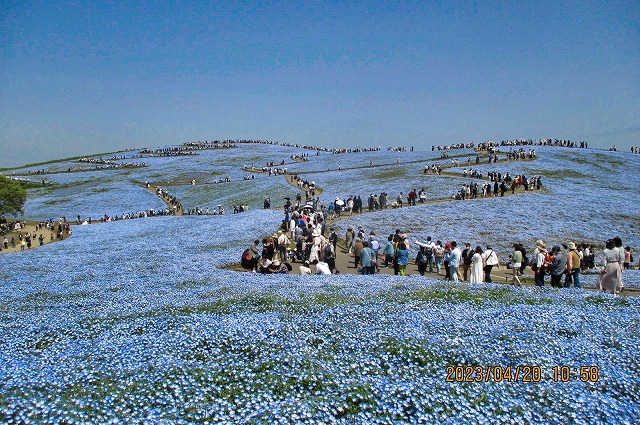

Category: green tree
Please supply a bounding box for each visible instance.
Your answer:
[0,175,27,216]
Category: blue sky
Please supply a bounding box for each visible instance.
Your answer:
[1,1,638,167]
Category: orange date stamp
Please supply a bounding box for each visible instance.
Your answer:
[445,365,600,383]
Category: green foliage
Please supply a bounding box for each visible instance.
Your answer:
[0,175,27,216]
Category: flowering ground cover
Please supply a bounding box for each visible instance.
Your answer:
[2,146,640,424]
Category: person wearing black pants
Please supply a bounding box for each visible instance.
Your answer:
[483,246,499,283]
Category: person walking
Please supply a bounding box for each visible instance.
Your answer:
[396,242,409,276]
[345,226,354,254]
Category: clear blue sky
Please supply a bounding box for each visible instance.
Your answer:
[1,0,638,167]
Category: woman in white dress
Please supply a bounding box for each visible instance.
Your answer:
[599,239,622,294]
[470,246,484,283]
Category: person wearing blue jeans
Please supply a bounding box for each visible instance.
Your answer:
[564,242,582,288]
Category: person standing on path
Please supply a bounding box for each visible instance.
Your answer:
[461,243,474,281]
[433,241,444,274]
[360,241,375,275]
[511,244,523,286]
[345,226,354,254]
[549,245,567,288]
[482,245,499,283]
[449,241,462,282]
[416,246,428,276]
[277,230,290,263]
[565,241,582,288]
[396,242,409,276]
[323,241,338,274]
[384,235,395,268]
[533,240,547,286]
[354,238,363,271]
[470,246,484,283]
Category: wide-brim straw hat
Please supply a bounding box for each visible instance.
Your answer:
[567,241,577,250]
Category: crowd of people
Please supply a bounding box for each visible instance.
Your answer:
[154,187,183,214]
[186,205,225,215]
[242,214,635,293]
[0,218,71,252]
[453,174,543,200]
[78,157,147,168]
[139,148,199,156]
[475,139,589,150]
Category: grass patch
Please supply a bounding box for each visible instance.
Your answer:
[539,169,592,180]
[371,167,408,180]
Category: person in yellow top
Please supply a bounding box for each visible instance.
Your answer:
[564,241,582,288]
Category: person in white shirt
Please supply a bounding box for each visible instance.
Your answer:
[299,260,313,275]
[415,237,436,273]
[482,245,499,283]
[313,259,332,275]
[277,230,290,263]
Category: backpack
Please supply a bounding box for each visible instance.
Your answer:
[425,246,433,257]
[416,251,427,265]
[529,256,538,272]
[324,244,334,259]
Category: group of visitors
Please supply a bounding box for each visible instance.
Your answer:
[412,239,500,283]
[140,148,199,156]
[242,204,338,275]
[476,139,589,150]
[186,206,225,215]
[0,218,71,252]
[154,187,183,214]
[78,157,146,168]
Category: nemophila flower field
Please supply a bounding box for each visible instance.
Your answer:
[295,166,468,203]
[2,145,640,424]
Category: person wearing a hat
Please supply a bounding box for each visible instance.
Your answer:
[345,226,355,254]
[533,240,547,286]
[299,260,312,275]
[549,245,567,288]
[564,242,582,288]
